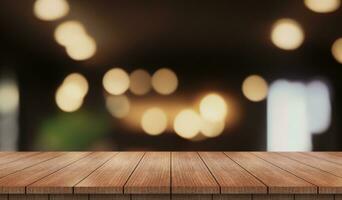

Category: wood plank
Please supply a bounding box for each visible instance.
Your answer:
[303,152,342,165]
[199,152,266,194]
[0,152,39,166]
[225,152,316,194]
[125,152,169,194]
[49,194,88,200]
[253,152,342,194]
[172,152,219,194]
[253,195,293,200]
[172,194,212,200]
[278,152,342,177]
[89,194,130,200]
[213,194,251,200]
[0,152,63,178]
[8,195,48,200]
[0,152,89,194]
[75,152,144,194]
[0,195,7,200]
[28,152,115,194]
[131,194,170,200]
[295,195,334,200]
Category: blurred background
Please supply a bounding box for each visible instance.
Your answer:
[0,0,341,151]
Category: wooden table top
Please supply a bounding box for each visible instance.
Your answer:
[0,152,342,199]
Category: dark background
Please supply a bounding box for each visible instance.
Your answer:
[0,0,341,151]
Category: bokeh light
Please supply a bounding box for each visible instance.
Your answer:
[33,0,69,21]
[65,35,97,61]
[151,68,178,95]
[106,95,130,118]
[200,119,225,138]
[141,107,168,136]
[242,75,268,102]
[54,21,86,46]
[103,68,130,95]
[304,0,340,13]
[199,93,227,122]
[271,18,304,50]
[63,73,89,97]
[129,69,151,95]
[174,109,201,139]
[0,80,19,114]
[55,84,84,112]
[331,38,342,64]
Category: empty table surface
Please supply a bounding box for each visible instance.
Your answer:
[0,152,341,200]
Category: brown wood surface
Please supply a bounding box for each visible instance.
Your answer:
[253,152,342,194]
[0,152,342,197]
[27,152,114,194]
[0,152,62,178]
[199,152,266,194]
[304,152,342,165]
[172,152,219,194]
[0,152,89,194]
[225,152,316,194]
[0,152,39,166]
[75,152,144,194]
[125,152,170,194]
[278,152,342,177]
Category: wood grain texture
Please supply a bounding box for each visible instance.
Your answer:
[0,152,39,165]
[253,152,342,194]
[294,195,334,200]
[199,152,266,194]
[49,194,88,200]
[8,195,48,200]
[131,194,170,200]
[172,152,219,194]
[252,194,294,200]
[304,152,342,165]
[0,152,89,194]
[76,152,144,194]
[28,152,115,194]
[278,152,342,177]
[89,194,130,200]
[225,152,316,194]
[172,194,212,200]
[125,152,170,194]
[0,153,76,194]
[213,194,251,200]
[0,152,62,178]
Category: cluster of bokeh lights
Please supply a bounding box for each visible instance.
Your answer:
[43,0,339,142]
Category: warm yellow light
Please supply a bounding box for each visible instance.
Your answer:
[174,109,201,139]
[129,69,151,95]
[63,73,88,97]
[200,119,225,138]
[0,80,19,114]
[199,94,227,122]
[271,18,304,50]
[106,95,130,118]
[65,35,97,61]
[242,75,268,102]
[141,107,168,136]
[33,0,69,21]
[54,21,86,47]
[55,84,83,112]
[304,0,340,13]
[331,38,342,64]
[103,68,130,95]
[151,68,178,95]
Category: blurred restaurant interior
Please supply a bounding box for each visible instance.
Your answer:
[0,0,341,151]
